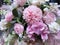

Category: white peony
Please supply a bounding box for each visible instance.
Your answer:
[48,22,60,33]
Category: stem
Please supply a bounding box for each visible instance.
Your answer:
[16,18,21,23]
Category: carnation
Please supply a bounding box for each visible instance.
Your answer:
[23,5,42,24]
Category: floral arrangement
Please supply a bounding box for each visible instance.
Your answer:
[0,0,60,45]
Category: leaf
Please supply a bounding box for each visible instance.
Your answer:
[4,0,11,4]
[9,34,18,45]
[12,8,19,17]
[24,3,29,8]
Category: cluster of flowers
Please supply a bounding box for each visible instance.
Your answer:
[0,0,60,44]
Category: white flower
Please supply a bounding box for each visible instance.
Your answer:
[0,19,7,30]
[48,22,60,33]
[43,8,49,12]
[28,0,45,5]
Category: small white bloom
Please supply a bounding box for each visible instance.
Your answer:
[4,34,13,42]
[43,8,49,12]
[48,22,60,33]
[31,0,40,5]
[0,19,7,30]
[19,34,23,38]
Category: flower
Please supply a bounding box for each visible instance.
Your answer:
[28,0,45,5]
[14,0,27,6]
[5,12,14,22]
[48,22,60,33]
[23,5,42,24]
[43,12,56,24]
[0,19,7,30]
[26,22,49,41]
[14,23,24,35]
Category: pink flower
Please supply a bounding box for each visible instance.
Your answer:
[43,12,56,24]
[26,22,49,41]
[5,12,14,22]
[23,5,42,24]
[16,0,27,6]
[14,23,24,35]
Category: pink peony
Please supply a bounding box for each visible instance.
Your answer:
[14,23,24,35]
[26,22,49,41]
[43,12,56,24]
[23,5,42,24]
[16,0,27,6]
[5,12,14,22]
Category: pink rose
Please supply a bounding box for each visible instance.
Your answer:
[5,12,14,22]
[23,5,42,24]
[16,0,27,6]
[26,22,49,41]
[14,23,24,35]
[43,12,56,24]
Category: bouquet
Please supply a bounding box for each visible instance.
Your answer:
[0,0,60,45]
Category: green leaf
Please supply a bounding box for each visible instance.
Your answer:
[4,0,11,4]
[12,8,19,17]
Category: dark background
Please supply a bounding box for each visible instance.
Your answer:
[50,0,60,4]
[0,0,60,7]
